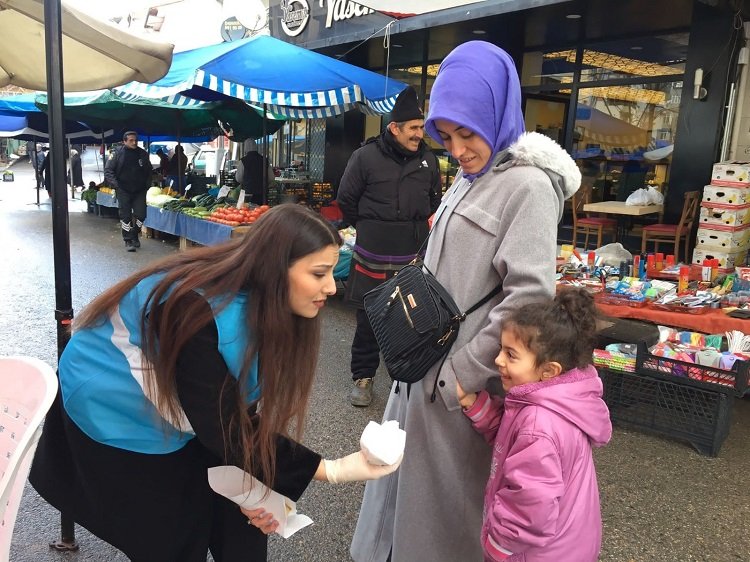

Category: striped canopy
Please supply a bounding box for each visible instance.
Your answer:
[114,35,407,119]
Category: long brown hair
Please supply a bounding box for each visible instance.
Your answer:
[74,204,342,485]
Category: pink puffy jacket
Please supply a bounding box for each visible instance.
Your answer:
[464,365,612,562]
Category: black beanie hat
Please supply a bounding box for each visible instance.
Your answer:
[389,86,424,123]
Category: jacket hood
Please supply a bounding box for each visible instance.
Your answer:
[499,131,581,222]
[505,365,612,447]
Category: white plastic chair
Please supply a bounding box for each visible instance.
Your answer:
[0,357,58,562]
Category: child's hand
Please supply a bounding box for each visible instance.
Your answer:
[455,379,477,410]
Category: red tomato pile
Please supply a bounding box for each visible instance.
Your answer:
[207,205,271,226]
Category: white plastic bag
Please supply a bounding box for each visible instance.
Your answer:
[595,242,633,266]
[625,187,650,206]
[647,185,664,205]
[625,186,663,206]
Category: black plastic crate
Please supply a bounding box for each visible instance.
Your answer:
[598,368,732,457]
[635,342,749,396]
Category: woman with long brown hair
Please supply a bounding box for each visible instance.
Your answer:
[30,204,400,562]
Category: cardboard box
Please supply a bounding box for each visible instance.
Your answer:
[696,223,750,249]
[699,202,750,227]
[692,246,749,269]
[702,184,750,205]
[711,161,750,187]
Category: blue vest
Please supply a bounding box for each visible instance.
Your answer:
[59,275,259,454]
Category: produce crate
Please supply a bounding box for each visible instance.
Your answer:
[598,368,733,456]
[635,343,749,396]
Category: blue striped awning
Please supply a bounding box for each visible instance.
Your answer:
[114,35,405,119]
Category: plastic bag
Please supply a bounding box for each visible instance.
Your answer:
[595,242,633,266]
[647,185,664,204]
[625,186,664,206]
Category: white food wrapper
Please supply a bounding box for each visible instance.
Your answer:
[207,466,313,539]
[360,420,406,466]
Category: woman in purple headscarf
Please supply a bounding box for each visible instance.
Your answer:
[351,42,581,562]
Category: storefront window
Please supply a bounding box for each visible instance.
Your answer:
[521,50,575,88]
[578,33,688,82]
[574,81,682,202]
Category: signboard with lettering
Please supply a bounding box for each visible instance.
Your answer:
[271,0,387,46]
[221,17,249,42]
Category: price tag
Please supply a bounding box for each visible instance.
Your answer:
[236,189,246,209]
[217,185,231,198]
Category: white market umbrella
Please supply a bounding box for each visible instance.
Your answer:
[0,3,172,551]
[0,0,173,90]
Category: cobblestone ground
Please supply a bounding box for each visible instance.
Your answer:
[2,155,748,561]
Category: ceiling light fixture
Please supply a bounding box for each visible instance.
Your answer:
[565,14,581,19]
[544,49,682,77]
[472,29,486,35]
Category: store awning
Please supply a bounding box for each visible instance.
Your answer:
[353,1,486,18]
[575,105,650,152]
[114,35,407,119]
[0,0,173,91]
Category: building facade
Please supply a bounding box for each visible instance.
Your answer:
[269,0,748,225]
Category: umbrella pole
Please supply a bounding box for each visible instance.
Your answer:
[67,137,74,199]
[44,0,78,551]
[262,104,267,205]
[33,140,41,207]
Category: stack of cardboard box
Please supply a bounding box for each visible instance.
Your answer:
[694,161,750,271]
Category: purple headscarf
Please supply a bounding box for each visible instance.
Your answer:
[425,41,525,181]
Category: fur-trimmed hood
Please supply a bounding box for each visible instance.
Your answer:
[497,131,581,221]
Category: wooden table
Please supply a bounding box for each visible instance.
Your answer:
[583,201,663,240]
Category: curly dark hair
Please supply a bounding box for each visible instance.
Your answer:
[503,288,599,371]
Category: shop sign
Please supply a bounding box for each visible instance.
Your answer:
[319,0,375,28]
[220,17,248,42]
[280,0,311,37]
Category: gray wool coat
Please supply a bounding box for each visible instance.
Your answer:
[350,132,581,562]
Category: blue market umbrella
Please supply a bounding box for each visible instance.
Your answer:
[114,35,407,118]
[0,113,115,142]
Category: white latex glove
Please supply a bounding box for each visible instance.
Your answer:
[323,451,402,484]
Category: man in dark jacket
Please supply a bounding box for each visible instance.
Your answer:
[104,131,153,252]
[337,86,442,406]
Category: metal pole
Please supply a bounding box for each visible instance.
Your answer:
[262,103,268,205]
[32,141,41,206]
[44,0,78,552]
[720,82,737,163]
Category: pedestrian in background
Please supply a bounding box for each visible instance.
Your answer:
[30,205,401,562]
[235,138,274,204]
[336,86,441,407]
[351,41,581,561]
[457,288,611,562]
[166,144,188,192]
[69,148,84,192]
[104,131,152,252]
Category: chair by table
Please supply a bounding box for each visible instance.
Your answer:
[641,190,700,263]
[583,200,663,244]
[572,185,617,250]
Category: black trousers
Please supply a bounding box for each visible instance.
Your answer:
[30,392,269,562]
[351,308,380,380]
[116,188,147,241]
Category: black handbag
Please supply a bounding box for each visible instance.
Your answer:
[363,255,502,386]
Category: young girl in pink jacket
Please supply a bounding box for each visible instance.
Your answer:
[457,288,612,562]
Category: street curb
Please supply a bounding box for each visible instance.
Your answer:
[1,156,24,172]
